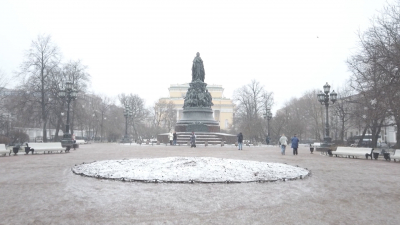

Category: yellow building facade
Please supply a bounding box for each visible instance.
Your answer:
[159,84,234,131]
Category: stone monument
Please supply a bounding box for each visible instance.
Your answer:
[175,52,220,132]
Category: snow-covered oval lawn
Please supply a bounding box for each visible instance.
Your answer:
[72,157,310,183]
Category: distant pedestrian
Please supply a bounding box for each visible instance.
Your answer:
[279,134,288,155]
[237,132,243,150]
[190,132,196,148]
[291,134,300,155]
[173,132,177,145]
[168,131,173,145]
[266,136,270,145]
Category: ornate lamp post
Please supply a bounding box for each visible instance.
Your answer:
[263,107,273,141]
[121,105,132,143]
[317,82,337,144]
[59,81,77,150]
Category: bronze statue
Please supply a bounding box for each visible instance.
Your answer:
[183,53,213,108]
[192,52,205,82]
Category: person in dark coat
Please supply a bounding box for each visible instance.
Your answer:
[173,132,177,145]
[291,134,300,155]
[190,132,196,148]
[237,132,243,150]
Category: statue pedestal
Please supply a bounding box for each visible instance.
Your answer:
[175,107,220,132]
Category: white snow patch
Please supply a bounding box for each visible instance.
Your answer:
[72,157,310,183]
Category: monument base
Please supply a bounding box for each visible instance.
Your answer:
[158,132,236,145]
[175,107,220,132]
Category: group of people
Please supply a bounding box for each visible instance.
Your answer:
[169,131,300,154]
[168,131,178,146]
[236,132,300,155]
[168,131,196,147]
[278,133,299,155]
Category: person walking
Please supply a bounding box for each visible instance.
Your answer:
[291,134,300,155]
[266,136,270,145]
[168,131,173,146]
[279,134,288,155]
[173,132,177,145]
[237,132,243,150]
[190,132,196,148]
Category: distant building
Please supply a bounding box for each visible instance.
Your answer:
[159,84,235,131]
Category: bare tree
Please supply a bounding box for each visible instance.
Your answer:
[61,60,91,136]
[331,82,355,143]
[297,90,325,141]
[0,69,11,136]
[118,93,149,141]
[345,2,400,147]
[233,80,274,142]
[152,100,177,132]
[16,34,61,142]
[90,95,113,142]
[366,2,400,147]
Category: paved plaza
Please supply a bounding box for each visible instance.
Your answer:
[1,143,399,224]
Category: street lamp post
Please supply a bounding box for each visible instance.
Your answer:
[59,81,77,150]
[121,105,132,143]
[100,116,106,142]
[317,82,337,144]
[263,107,273,144]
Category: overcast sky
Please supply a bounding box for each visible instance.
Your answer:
[0,0,394,112]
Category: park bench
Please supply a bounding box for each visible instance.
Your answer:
[26,142,66,154]
[388,149,400,162]
[0,144,11,156]
[332,147,374,159]
[75,140,85,145]
[72,139,86,149]
[313,143,335,156]
[312,143,321,147]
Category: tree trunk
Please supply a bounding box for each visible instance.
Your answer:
[42,121,47,143]
[395,122,400,149]
[358,127,368,147]
[55,116,62,141]
[340,119,345,142]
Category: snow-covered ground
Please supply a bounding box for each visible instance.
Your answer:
[72,157,310,183]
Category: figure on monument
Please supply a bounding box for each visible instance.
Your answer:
[192,52,205,82]
[205,90,213,107]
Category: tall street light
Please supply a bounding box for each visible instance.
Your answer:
[59,81,77,151]
[317,82,337,144]
[263,107,273,141]
[122,104,132,143]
